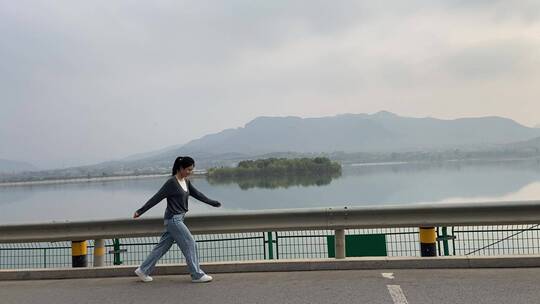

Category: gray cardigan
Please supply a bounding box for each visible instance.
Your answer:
[136,177,220,219]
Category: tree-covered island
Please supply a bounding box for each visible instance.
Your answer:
[206,157,342,189]
[207,157,341,179]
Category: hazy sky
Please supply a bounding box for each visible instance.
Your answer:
[1,1,540,169]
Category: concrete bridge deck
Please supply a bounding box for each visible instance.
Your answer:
[1,268,539,304]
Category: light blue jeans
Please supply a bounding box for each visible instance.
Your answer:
[138,213,205,279]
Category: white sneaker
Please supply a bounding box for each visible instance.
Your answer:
[134,268,153,282]
[192,274,213,283]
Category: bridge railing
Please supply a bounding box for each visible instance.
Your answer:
[1,200,540,269]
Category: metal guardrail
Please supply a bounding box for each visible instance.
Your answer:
[2,201,540,269]
[1,200,540,243]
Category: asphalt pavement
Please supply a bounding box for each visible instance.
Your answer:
[1,268,538,304]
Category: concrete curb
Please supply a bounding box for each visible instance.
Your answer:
[2,255,540,281]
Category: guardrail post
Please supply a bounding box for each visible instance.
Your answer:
[267,232,274,260]
[113,239,123,265]
[441,227,450,256]
[335,229,346,259]
[419,227,437,257]
[43,248,47,268]
[93,239,105,267]
[71,240,88,267]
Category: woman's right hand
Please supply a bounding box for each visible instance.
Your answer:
[133,211,140,218]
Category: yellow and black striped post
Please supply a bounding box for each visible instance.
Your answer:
[72,240,88,267]
[419,227,437,257]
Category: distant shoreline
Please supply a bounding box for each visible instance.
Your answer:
[0,174,171,187]
[1,157,538,187]
[0,172,206,187]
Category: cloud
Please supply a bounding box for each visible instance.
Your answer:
[1,0,540,168]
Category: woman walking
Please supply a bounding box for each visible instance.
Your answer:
[133,156,221,283]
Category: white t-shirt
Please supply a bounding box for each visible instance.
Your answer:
[176,177,188,192]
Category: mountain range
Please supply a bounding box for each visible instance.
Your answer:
[178,111,540,155]
[0,159,38,174]
[70,112,540,168]
[3,112,540,180]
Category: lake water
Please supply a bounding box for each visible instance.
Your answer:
[1,160,540,224]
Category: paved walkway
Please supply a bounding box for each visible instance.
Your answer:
[1,268,539,304]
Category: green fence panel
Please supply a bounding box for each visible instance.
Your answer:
[327,234,387,257]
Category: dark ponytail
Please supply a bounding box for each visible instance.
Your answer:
[171,156,195,175]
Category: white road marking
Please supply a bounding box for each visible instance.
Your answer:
[387,285,409,304]
[382,272,395,279]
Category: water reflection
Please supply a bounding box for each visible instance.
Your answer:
[1,160,539,224]
[345,158,540,175]
[339,159,540,205]
[0,188,35,206]
[207,172,341,190]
